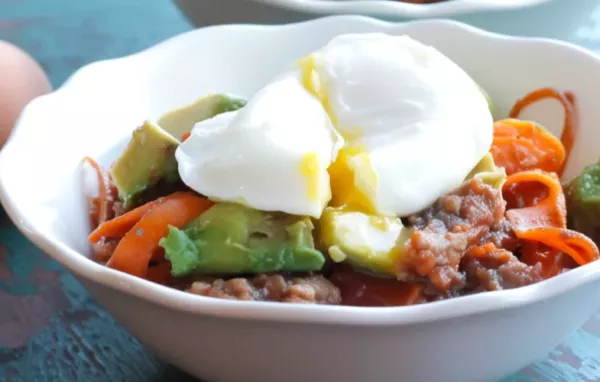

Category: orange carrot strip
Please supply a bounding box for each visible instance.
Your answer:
[562,92,577,172]
[503,180,549,211]
[508,88,577,176]
[490,119,566,175]
[83,157,108,226]
[516,227,599,266]
[88,197,165,243]
[107,192,214,278]
[181,132,191,142]
[91,239,118,263]
[503,170,566,230]
[503,170,599,266]
[520,243,575,279]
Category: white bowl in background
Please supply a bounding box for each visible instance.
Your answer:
[2,16,600,382]
[173,0,558,26]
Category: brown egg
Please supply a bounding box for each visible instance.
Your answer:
[0,41,52,148]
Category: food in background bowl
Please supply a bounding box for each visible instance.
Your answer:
[383,0,447,3]
[83,33,599,307]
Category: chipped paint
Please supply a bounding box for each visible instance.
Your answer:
[0,0,196,379]
[526,328,600,381]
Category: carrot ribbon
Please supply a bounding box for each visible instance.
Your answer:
[507,88,576,176]
[502,170,599,274]
[491,119,565,176]
[83,157,108,226]
[106,191,213,278]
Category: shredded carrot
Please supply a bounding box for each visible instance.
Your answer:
[490,119,566,175]
[508,88,577,175]
[503,170,566,229]
[91,239,118,262]
[562,92,577,172]
[520,243,575,279]
[503,181,549,211]
[83,157,108,226]
[502,89,596,270]
[503,170,599,267]
[88,197,165,243]
[107,192,214,278]
[516,227,599,266]
[181,132,191,142]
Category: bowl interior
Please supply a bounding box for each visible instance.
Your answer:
[2,17,600,305]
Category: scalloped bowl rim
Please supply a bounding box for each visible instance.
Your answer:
[246,0,554,17]
[2,16,600,326]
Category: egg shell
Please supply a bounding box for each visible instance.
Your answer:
[0,41,52,148]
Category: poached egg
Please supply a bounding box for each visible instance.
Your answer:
[176,33,493,218]
[175,70,341,218]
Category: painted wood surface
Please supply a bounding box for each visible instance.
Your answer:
[1,0,600,380]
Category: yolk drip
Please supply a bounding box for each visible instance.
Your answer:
[298,54,379,214]
[299,152,321,202]
[368,215,391,231]
[328,145,378,214]
[299,55,336,127]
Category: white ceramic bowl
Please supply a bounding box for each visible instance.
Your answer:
[173,0,557,26]
[2,16,600,382]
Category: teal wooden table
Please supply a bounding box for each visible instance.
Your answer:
[1,0,600,380]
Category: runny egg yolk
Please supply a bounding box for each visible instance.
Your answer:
[299,55,379,215]
[299,55,334,124]
[328,145,378,214]
[299,152,321,202]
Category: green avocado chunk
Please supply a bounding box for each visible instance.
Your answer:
[318,207,412,276]
[566,161,600,243]
[159,203,326,277]
[158,94,247,139]
[465,152,506,190]
[317,153,504,277]
[110,94,247,209]
[110,121,180,209]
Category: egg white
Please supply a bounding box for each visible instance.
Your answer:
[301,33,493,216]
[177,33,493,220]
[176,70,341,218]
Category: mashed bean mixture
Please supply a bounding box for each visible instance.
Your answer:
[170,179,545,306]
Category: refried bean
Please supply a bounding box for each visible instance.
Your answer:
[461,245,543,293]
[403,178,537,296]
[186,274,342,304]
[101,177,551,306]
[180,178,545,305]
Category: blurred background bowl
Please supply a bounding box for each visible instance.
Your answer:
[173,0,598,45]
[173,0,558,25]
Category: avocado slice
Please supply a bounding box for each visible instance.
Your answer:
[317,154,503,277]
[111,94,247,209]
[158,94,247,139]
[566,160,600,244]
[465,152,506,190]
[318,207,412,276]
[159,203,325,277]
[110,121,180,208]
